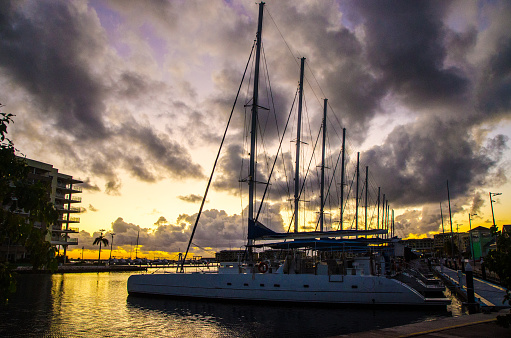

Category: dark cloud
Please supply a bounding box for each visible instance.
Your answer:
[363,118,507,206]
[348,0,469,109]
[0,0,108,139]
[105,178,122,196]
[178,194,204,204]
[0,0,205,190]
[80,178,101,192]
[477,37,511,116]
[117,120,204,180]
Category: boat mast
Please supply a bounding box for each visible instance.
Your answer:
[320,98,327,232]
[386,203,390,239]
[377,187,380,231]
[294,57,305,233]
[135,230,139,259]
[382,194,386,231]
[447,180,454,260]
[355,152,360,232]
[339,128,346,230]
[248,2,264,247]
[440,202,445,256]
[365,166,368,231]
[391,209,396,238]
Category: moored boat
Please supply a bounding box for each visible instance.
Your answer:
[127,2,449,307]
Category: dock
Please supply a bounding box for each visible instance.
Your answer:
[342,309,510,337]
[433,265,509,310]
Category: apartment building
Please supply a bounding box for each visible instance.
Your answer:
[25,158,82,261]
[401,238,434,253]
[469,226,493,260]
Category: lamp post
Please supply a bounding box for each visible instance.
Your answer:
[489,192,501,250]
[456,224,463,259]
[468,213,477,266]
[109,233,116,264]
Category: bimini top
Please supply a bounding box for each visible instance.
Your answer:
[248,219,388,241]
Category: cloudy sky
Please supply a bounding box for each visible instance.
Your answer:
[1,0,510,259]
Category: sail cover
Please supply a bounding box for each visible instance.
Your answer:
[248,219,387,240]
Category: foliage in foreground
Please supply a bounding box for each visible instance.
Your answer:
[484,232,511,327]
[0,108,58,304]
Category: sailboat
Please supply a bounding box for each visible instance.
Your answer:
[127,3,448,307]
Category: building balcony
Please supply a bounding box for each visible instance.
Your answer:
[56,205,81,213]
[52,226,79,233]
[56,183,82,193]
[55,194,82,203]
[51,238,79,246]
[59,216,80,223]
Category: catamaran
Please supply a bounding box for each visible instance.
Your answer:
[127,3,448,307]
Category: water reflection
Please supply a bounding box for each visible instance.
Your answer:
[126,295,449,337]
[0,272,453,338]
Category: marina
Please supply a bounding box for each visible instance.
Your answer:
[1,271,457,337]
[1,1,510,337]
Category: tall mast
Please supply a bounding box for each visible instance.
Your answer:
[447,180,454,259]
[386,203,390,239]
[355,152,360,232]
[320,98,327,231]
[391,209,396,237]
[248,2,264,247]
[382,194,386,230]
[377,187,380,230]
[339,128,346,230]
[294,57,305,233]
[440,202,445,256]
[365,166,368,231]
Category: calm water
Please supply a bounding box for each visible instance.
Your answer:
[0,271,459,337]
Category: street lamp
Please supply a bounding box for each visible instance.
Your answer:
[468,213,477,266]
[109,233,116,264]
[489,192,501,229]
[456,224,463,260]
[489,192,502,250]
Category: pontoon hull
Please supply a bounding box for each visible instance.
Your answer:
[127,273,447,306]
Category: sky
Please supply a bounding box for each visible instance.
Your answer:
[1,0,510,260]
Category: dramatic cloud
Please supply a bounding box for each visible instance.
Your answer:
[76,209,281,255]
[2,0,510,247]
[0,0,205,191]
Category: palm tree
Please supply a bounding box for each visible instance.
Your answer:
[93,230,109,265]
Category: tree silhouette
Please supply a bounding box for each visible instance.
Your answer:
[93,231,109,265]
[0,108,58,303]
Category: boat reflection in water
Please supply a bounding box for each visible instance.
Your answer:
[126,295,450,337]
[0,273,453,338]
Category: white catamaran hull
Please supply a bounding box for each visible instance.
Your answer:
[127,273,444,306]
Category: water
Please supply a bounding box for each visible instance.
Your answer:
[1,271,458,337]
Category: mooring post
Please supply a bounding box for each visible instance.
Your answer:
[465,263,477,314]
[481,259,486,280]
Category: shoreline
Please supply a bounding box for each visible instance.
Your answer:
[14,265,147,274]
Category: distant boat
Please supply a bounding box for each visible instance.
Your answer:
[128,2,448,307]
